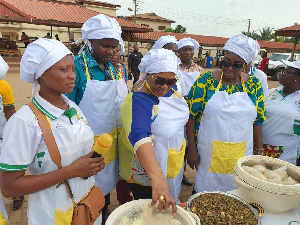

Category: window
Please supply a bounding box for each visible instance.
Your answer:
[158,26,166,30]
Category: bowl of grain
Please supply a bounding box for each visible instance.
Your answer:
[234,155,300,213]
[186,192,261,225]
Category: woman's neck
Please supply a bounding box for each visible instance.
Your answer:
[283,85,300,96]
[39,90,69,110]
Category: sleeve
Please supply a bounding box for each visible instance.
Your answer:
[253,78,266,125]
[0,116,40,171]
[187,72,210,120]
[128,53,132,69]
[128,96,153,152]
[0,80,14,106]
[65,60,84,105]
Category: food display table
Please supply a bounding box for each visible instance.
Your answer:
[228,189,300,225]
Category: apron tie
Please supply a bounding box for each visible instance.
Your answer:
[64,107,77,124]
[217,72,247,92]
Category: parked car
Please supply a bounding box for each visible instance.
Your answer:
[268,53,300,80]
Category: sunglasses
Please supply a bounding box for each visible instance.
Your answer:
[151,75,177,87]
[222,59,244,70]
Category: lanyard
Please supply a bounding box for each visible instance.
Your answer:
[216,72,247,92]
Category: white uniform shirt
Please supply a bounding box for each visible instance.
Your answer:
[263,86,300,164]
[249,66,268,93]
[0,93,87,172]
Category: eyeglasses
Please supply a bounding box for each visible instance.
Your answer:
[222,59,244,70]
[151,75,177,87]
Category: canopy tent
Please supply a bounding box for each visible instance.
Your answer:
[275,25,300,61]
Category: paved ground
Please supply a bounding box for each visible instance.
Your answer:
[1,57,279,224]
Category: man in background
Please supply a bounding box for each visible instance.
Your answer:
[21,32,30,48]
[128,44,143,85]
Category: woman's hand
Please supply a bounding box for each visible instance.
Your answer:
[187,146,200,170]
[68,152,105,178]
[151,174,177,216]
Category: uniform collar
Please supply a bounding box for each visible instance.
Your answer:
[276,85,300,96]
[32,92,71,120]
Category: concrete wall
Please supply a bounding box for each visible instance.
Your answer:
[128,18,172,31]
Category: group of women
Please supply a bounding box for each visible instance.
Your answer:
[0,14,299,224]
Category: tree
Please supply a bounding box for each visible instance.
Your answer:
[165,25,187,33]
[259,27,274,41]
[241,30,260,40]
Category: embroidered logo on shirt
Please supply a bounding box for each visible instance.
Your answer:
[270,95,277,100]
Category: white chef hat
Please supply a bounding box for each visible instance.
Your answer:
[119,38,125,55]
[178,37,200,52]
[138,48,178,75]
[81,14,122,41]
[20,38,72,84]
[223,34,260,65]
[152,35,178,50]
[0,55,9,80]
[282,59,300,70]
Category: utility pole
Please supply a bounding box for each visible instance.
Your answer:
[134,0,137,23]
[247,19,251,37]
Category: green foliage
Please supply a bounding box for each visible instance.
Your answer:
[165,25,187,33]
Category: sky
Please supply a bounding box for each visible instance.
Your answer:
[102,0,299,38]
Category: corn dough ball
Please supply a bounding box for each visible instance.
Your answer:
[244,166,267,180]
[132,219,146,225]
[281,176,298,185]
[252,164,267,173]
[274,166,289,180]
[264,169,282,180]
[119,216,131,225]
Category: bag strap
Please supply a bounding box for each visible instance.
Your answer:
[28,101,75,202]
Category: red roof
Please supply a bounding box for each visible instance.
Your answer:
[132,31,300,50]
[275,25,300,37]
[0,0,152,31]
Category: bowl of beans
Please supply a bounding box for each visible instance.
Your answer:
[186,192,262,225]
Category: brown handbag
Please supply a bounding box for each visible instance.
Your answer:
[28,102,105,225]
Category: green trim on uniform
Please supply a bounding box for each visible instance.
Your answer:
[0,163,28,171]
[36,152,45,158]
[294,119,300,134]
[3,103,14,107]
[38,161,43,168]
[32,97,57,120]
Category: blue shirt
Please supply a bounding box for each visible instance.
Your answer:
[65,49,117,105]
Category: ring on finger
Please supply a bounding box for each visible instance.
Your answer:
[159,195,165,201]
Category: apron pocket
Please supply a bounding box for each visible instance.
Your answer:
[263,144,284,158]
[167,139,186,178]
[55,208,73,225]
[0,211,8,225]
[210,141,246,174]
[93,130,117,165]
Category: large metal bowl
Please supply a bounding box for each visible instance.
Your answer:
[186,191,261,225]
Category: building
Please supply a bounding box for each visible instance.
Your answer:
[127,13,175,31]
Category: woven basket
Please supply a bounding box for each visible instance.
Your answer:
[235,175,300,213]
[105,199,200,225]
[234,155,300,195]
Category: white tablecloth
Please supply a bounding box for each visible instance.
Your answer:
[228,189,300,225]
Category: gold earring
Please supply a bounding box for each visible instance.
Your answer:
[295,79,297,82]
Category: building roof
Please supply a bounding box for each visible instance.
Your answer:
[127,13,175,23]
[0,0,152,31]
[275,25,300,37]
[34,0,121,8]
[132,31,300,51]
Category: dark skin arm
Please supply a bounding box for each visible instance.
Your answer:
[3,105,16,120]
[253,124,264,155]
[1,152,105,197]
[186,118,200,170]
[137,142,177,216]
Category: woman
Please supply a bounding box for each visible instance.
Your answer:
[186,34,266,193]
[119,49,189,214]
[259,51,269,73]
[262,59,300,165]
[178,37,204,96]
[0,38,105,224]
[241,38,268,93]
[151,35,186,100]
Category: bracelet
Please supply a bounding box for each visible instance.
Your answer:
[253,147,264,155]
